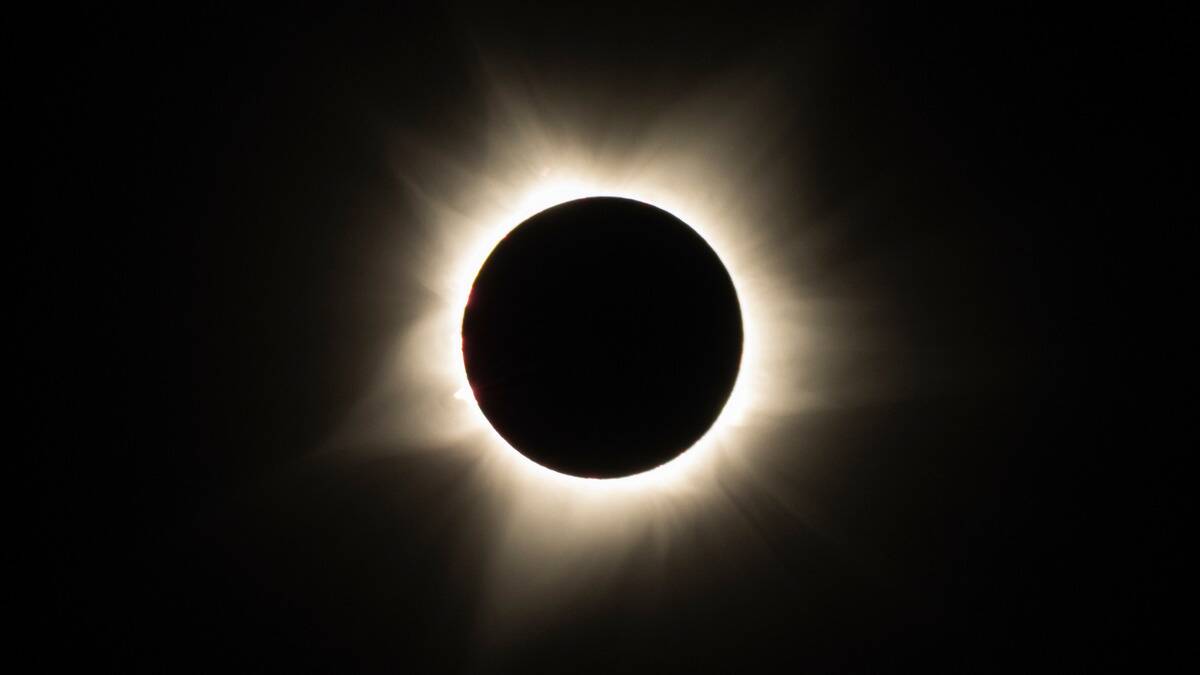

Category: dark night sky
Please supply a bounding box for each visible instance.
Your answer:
[35,3,1174,672]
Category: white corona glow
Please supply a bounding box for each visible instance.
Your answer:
[330,68,822,632]
[427,171,789,500]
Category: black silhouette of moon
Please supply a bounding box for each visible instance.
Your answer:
[462,196,742,478]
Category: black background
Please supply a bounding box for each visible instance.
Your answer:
[36,3,1172,672]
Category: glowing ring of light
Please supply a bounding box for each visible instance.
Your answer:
[458,194,745,482]
[440,178,766,496]
[361,89,812,535]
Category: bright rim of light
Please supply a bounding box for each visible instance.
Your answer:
[377,141,813,511]
[454,184,754,489]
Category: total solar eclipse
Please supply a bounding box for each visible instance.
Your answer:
[461,197,743,478]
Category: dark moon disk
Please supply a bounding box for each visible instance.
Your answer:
[461,196,743,478]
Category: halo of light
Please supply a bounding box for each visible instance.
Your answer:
[330,70,823,632]
[391,153,812,514]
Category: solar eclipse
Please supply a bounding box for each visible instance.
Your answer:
[461,197,743,479]
[339,74,819,637]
